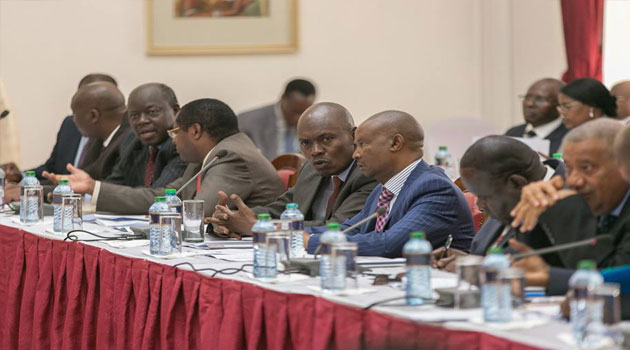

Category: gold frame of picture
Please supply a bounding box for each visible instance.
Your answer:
[146,0,298,55]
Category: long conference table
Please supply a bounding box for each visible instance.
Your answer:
[0,214,579,350]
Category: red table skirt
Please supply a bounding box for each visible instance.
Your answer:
[0,226,545,350]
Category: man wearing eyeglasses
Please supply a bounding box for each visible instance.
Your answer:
[505,78,568,154]
[103,83,187,187]
[611,81,630,122]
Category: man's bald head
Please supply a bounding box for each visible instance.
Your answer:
[614,123,630,183]
[78,73,117,89]
[71,82,126,138]
[522,78,564,127]
[611,81,630,119]
[353,110,424,183]
[297,102,356,176]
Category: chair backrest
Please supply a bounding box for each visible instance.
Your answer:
[454,176,487,233]
[271,153,306,189]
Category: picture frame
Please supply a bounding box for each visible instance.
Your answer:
[147,0,298,55]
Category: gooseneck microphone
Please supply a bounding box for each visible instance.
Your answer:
[511,234,612,261]
[176,150,228,195]
[341,206,388,234]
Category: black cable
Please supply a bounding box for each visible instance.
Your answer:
[364,296,436,310]
[173,261,253,277]
[63,229,147,242]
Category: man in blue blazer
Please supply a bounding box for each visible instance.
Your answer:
[305,110,475,258]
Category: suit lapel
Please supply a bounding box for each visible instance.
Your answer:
[382,162,427,229]
[295,165,324,219]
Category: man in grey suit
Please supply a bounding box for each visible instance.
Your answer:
[209,102,377,236]
[239,79,316,160]
[46,98,285,216]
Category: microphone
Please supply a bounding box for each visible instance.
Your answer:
[176,150,228,195]
[511,234,613,261]
[0,110,9,119]
[341,206,388,234]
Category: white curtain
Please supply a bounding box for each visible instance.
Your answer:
[0,78,21,166]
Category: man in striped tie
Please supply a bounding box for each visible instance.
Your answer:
[304,110,475,258]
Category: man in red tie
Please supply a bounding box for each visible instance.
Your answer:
[208,102,377,236]
[102,83,187,187]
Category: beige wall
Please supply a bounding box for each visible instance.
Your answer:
[0,0,565,168]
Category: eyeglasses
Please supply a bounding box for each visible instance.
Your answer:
[167,127,181,139]
[557,102,581,112]
[518,94,553,106]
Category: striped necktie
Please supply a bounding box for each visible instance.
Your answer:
[374,188,394,232]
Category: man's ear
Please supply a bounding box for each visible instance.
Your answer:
[391,134,404,151]
[508,174,528,189]
[90,109,100,124]
[172,105,180,115]
[351,126,357,140]
[191,123,203,140]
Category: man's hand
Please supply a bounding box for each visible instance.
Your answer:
[509,239,550,287]
[206,191,257,236]
[43,164,96,195]
[1,162,22,183]
[3,182,19,203]
[510,176,576,232]
[432,247,467,273]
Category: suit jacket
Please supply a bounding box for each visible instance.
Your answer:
[31,115,82,179]
[82,124,133,181]
[470,159,566,267]
[252,161,378,227]
[307,161,475,258]
[505,121,568,155]
[96,133,285,217]
[238,104,281,160]
[104,137,187,188]
[546,193,630,295]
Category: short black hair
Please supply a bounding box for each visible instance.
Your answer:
[78,73,118,88]
[177,98,239,142]
[561,78,617,117]
[282,79,316,97]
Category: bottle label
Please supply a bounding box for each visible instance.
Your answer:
[405,253,431,266]
[169,204,183,214]
[481,268,500,283]
[253,231,267,243]
[288,220,303,231]
[319,242,332,255]
[53,193,63,205]
[149,213,160,225]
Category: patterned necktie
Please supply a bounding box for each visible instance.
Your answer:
[325,176,343,219]
[194,174,202,197]
[374,188,395,233]
[143,146,158,187]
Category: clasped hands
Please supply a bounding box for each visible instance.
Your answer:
[205,191,257,239]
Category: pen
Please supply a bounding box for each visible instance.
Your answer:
[439,234,453,260]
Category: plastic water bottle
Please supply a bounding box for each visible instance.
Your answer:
[403,232,433,305]
[0,166,5,206]
[481,247,512,322]
[280,203,305,258]
[165,189,182,214]
[19,171,40,223]
[149,196,171,256]
[319,222,347,291]
[552,153,563,160]
[52,179,73,232]
[252,213,277,279]
[569,260,605,347]
[434,145,457,179]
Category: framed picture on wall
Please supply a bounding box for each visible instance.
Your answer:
[147,0,298,55]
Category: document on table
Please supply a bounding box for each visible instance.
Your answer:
[93,214,148,227]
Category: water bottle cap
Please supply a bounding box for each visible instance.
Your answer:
[25,171,35,177]
[487,247,504,255]
[577,259,597,270]
[326,222,340,230]
[439,146,447,151]
[552,153,563,159]
[257,213,271,220]
[165,189,176,195]
[286,203,298,209]
[410,231,425,239]
[59,179,69,184]
[154,196,166,202]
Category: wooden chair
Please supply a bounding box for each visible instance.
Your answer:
[271,153,306,189]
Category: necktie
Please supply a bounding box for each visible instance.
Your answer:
[284,128,296,153]
[143,146,158,187]
[374,188,395,233]
[598,215,617,234]
[76,140,91,168]
[194,174,202,197]
[325,176,343,219]
[525,130,537,138]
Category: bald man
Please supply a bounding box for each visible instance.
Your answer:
[209,102,377,236]
[305,111,475,258]
[506,78,567,154]
[68,82,131,180]
[611,81,630,121]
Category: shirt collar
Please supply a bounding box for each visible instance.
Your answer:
[543,164,555,181]
[524,117,563,139]
[610,189,630,217]
[333,161,354,183]
[383,159,422,196]
[102,124,121,148]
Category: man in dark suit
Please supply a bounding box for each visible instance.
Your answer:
[46,99,284,217]
[238,79,316,160]
[103,83,186,187]
[505,78,568,155]
[0,73,118,182]
[208,102,377,236]
[305,111,475,258]
[509,119,630,295]
[434,136,571,272]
